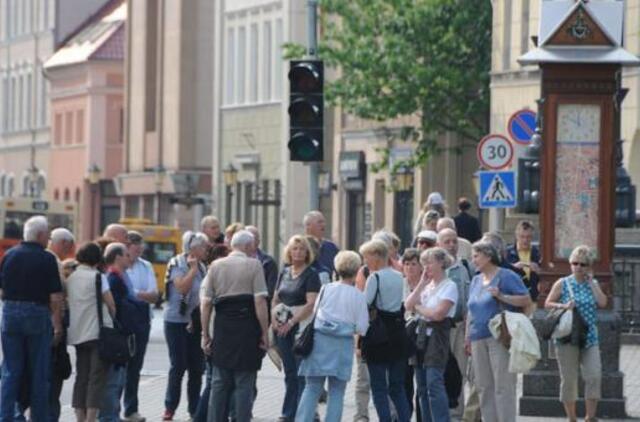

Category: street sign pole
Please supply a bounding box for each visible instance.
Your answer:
[307,0,319,211]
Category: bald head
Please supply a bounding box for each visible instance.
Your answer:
[103,224,128,243]
[436,217,456,233]
[437,228,458,257]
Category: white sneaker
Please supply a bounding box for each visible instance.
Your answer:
[123,413,146,422]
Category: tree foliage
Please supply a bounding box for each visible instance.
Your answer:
[310,0,492,170]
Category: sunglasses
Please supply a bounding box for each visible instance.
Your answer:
[570,262,588,267]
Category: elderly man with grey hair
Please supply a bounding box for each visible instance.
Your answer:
[437,217,472,261]
[303,210,339,274]
[245,226,278,304]
[45,227,75,421]
[0,216,64,421]
[200,230,269,422]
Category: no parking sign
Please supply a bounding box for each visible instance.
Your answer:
[508,109,537,145]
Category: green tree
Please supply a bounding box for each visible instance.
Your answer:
[297,0,492,170]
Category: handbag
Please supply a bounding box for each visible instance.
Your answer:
[539,307,569,340]
[293,286,326,357]
[552,279,576,339]
[363,274,389,346]
[95,273,136,365]
[493,274,513,350]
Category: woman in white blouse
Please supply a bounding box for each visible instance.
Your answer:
[66,242,116,422]
[296,251,369,422]
[405,247,458,422]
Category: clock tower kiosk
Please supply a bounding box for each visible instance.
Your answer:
[518,0,639,418]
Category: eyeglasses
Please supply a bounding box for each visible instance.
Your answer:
[570,262,589,267]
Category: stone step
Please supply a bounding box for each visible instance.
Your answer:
[520,396,627,419]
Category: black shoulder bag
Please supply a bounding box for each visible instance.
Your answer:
[363,274,389,346]
[293,286,325,357]
[95,273,136,365]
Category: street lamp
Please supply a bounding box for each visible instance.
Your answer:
[154,165,166,224]
[222,164,238,224]
[86,164,101,240]
[28,166,40,198]
[393,169,414,192]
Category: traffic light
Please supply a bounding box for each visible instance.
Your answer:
[288,60,323,162]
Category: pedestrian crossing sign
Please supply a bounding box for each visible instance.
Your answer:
[479,171,517,208]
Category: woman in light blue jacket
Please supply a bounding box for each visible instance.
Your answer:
[295,251,369,422]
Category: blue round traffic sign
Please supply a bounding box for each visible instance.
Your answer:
[508,109,537,145]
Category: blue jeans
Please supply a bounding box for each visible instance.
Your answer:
[164,321,204,415]
[124,327,150,417]
[193,356,214,422]
[367,359,410,422]
[415,366,450,422]
[0,301,52,422]
[296,376,347,422]
[275,331,305,420]
[208,365,256,422]
[99,365,125,422]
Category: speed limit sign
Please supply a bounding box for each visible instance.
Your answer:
[477,134,514,170]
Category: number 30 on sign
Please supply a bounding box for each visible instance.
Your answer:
[477,134,514,170]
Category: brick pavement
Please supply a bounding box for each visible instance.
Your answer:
[57,345,640,421]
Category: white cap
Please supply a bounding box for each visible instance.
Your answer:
[427,192,444,205]
[417,230,438,243]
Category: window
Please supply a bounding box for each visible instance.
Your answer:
[54,188,59,200]
[274,19,283,100]
[1,76,8,131]
[26,73,32,128]
[225,28,235,104]
[502,0,512,70]
[521,0,530,55]
[7,177,14,197]
[74,188,80,202]
[8,76,15,131]
[64,188,70,201]
[54,113,62,145]
[24,0,31,34]
[65,111,73,144]
[0,175,5,196]
[237,27,246,104]
[76,109,84,143]
[16,75,23,130]
[262,21,272,101]
[40,75,48,126]
[249,24,258,103]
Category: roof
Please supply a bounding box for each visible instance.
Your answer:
[518,0,640,66]
[44,2,126,69]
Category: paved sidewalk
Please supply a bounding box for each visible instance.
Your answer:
[57,345,640,421]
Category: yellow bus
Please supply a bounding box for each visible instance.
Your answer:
[0,197,78,260]
[119,218,182,298]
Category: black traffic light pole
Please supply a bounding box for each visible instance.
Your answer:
[307,0,319,210]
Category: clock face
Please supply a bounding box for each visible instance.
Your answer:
[557,104,601,143]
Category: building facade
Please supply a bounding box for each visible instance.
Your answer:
[211,0,335,260]
[44,0,125,241]
[0,0,111,199]
[119,0,214,230]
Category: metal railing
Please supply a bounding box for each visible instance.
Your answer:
[613,246,640,332]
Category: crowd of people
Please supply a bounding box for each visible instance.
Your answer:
[0,194,608,422]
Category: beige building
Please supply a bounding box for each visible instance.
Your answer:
[118,0,214,229]
[491,0,640,214]
[211,0,335,259]
[0,0,111,198]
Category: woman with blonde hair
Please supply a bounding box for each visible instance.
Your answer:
[272,235,322,421]
[295,251,369,421]
[545,245,607,422]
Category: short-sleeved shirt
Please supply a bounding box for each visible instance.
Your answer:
[0,241,62,305]
[365,266,405,313]
[66,265,113,345]
[318,239,339,274]
[200,251,268,301]
[164,254,206,324]
[559,275,599,348]
[467,268,528,341]
[275,266,321,307]
[126,258,158,294]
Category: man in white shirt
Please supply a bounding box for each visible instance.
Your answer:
[437,228,474,419]
[123,231,159,422]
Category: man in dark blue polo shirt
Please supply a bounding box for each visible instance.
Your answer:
[0,216,63,421]
[303,211,339,274]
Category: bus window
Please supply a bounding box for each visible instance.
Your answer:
[3,211,75,239]
[142,242,177,264]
